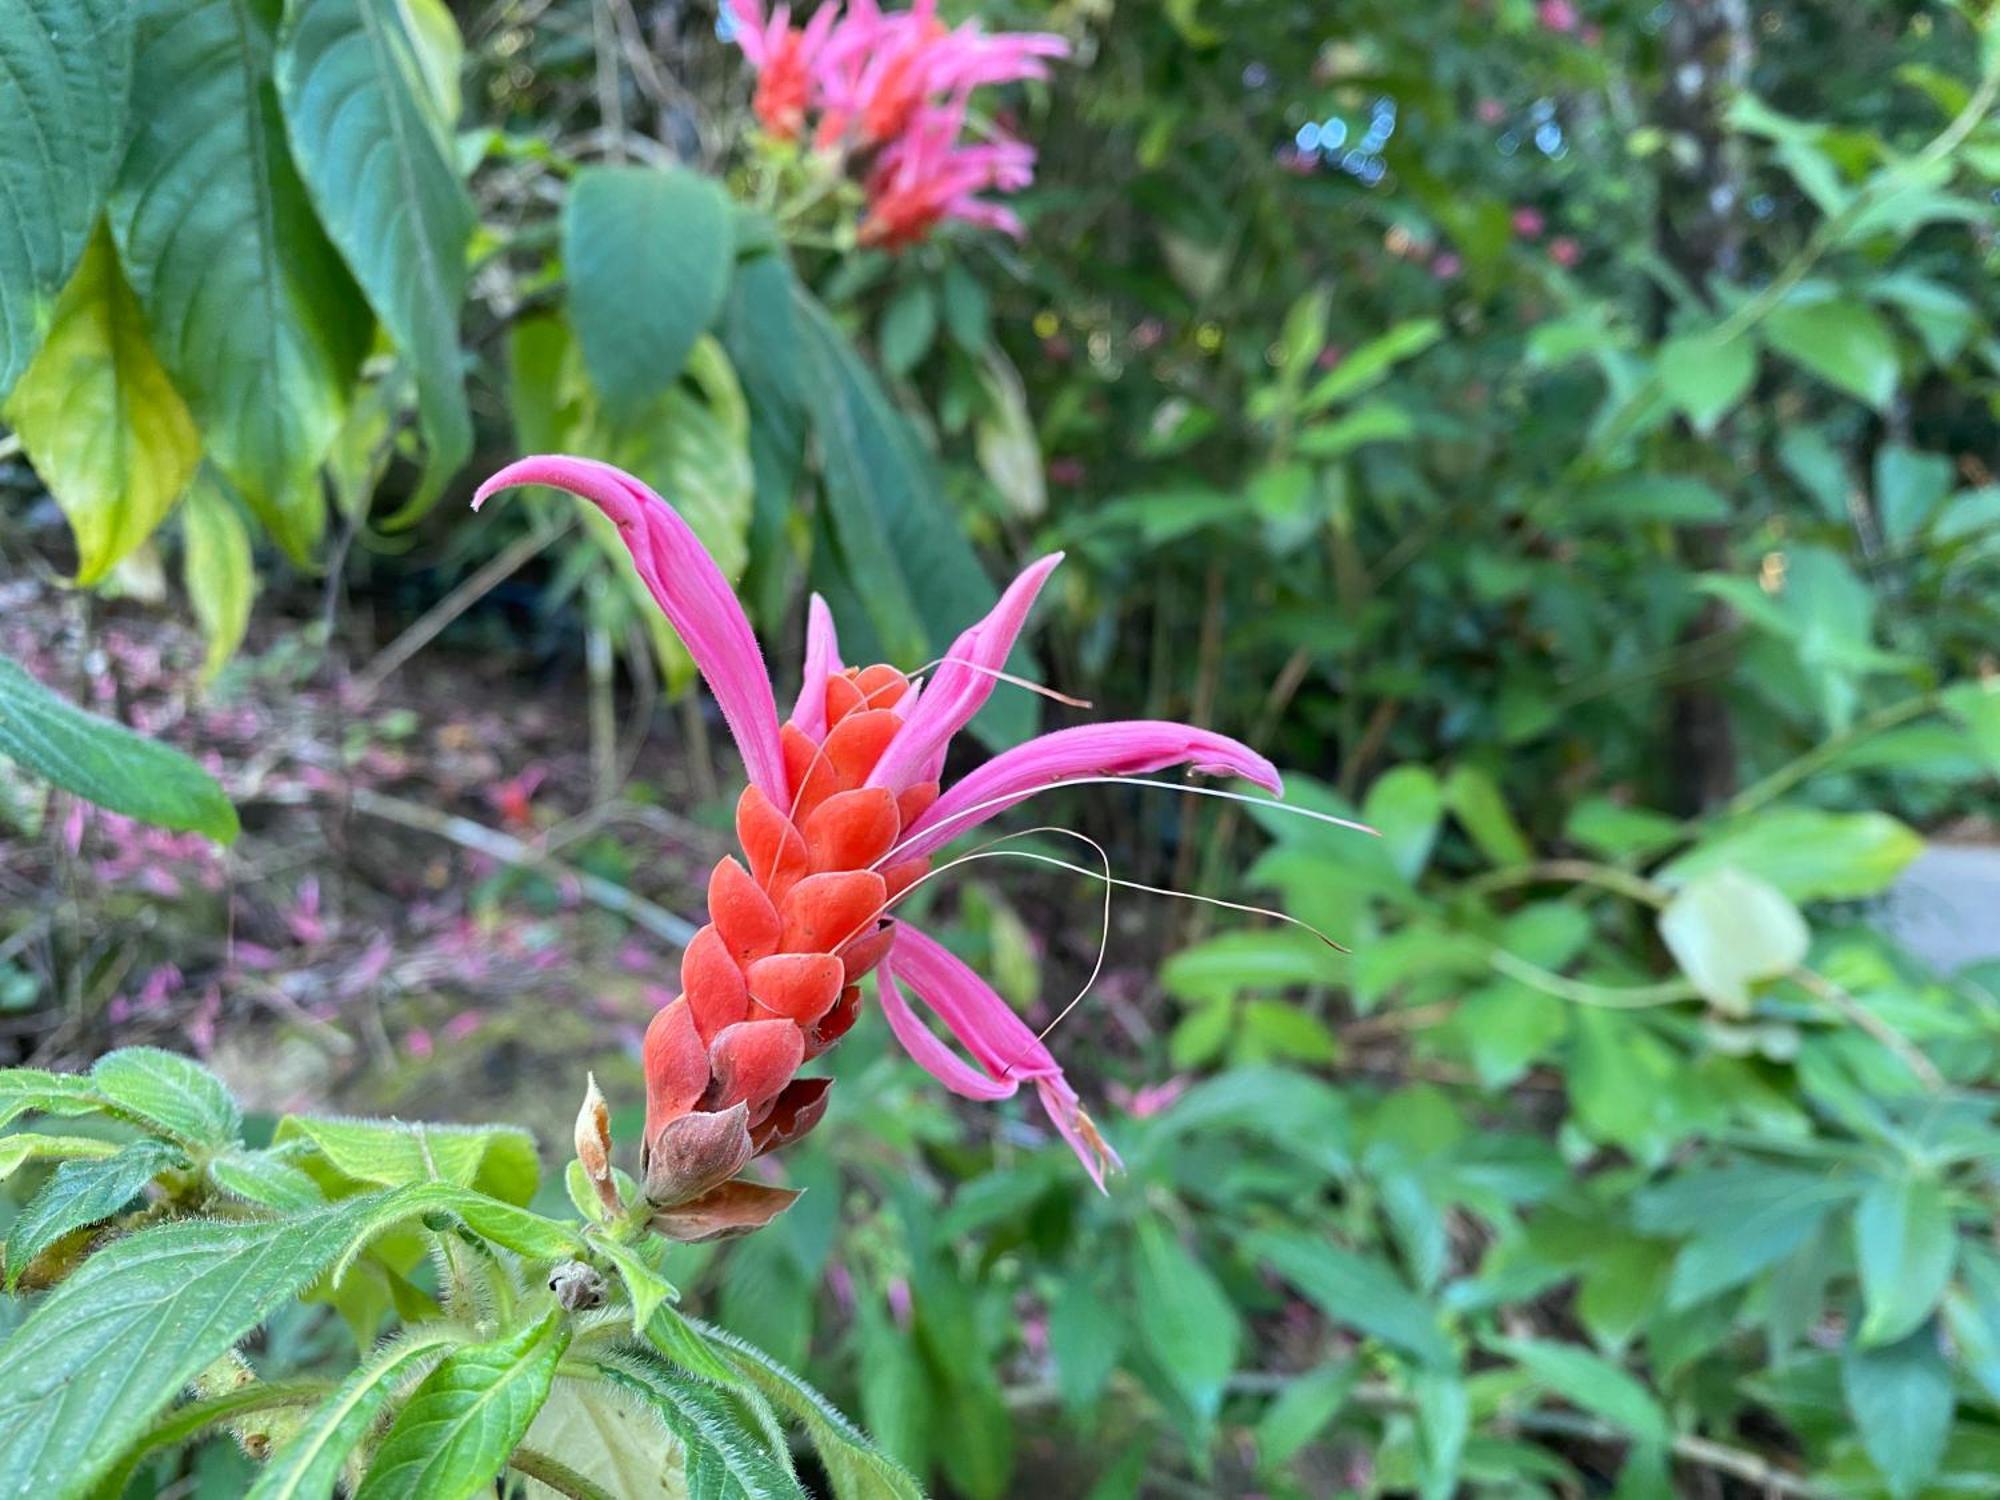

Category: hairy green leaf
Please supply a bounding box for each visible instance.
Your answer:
[597,1352,803,1500]
[0,1191,438,1496]
[90,1046,240,1147]
[5,1138,185,1287]
[248,1327,460,1500]
[354,1309,569,1500]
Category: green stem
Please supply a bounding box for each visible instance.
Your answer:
[1485,946,1697,1009]
[508,1445,621,1500]
[1461,859,1670,908]
[1723,688,1944,819]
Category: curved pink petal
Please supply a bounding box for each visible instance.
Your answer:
[883,924,1113,1186]
[894,721,1283,862]
[475,456,788,804]
[866,553,1063,793]
[789,594,844,741]
[879,957,1017,1102]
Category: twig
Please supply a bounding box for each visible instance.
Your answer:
[1723,689,1944,821]
[353,515,576,697]
[291,786,697,948]
[1790,964,1944,1093]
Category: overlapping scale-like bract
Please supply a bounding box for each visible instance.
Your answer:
[640,660,936,1206]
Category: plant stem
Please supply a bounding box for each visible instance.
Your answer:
[509,1444,621,1500]
[353,514,576,698]
[1790,964,1944,1092]
[257,785,698,947]
[1723,688,1944,820]
[1461,859,1670,908]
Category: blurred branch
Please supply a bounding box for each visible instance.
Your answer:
[258,784,698,948]
[353,513,578,698]
[1723,688,1945,820]
[1789,963,1943,1092]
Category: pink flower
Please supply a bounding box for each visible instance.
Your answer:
[1549,235,1581,268]
[1477,98,1506,125]
[1431,252,1463,280]
[1510,206,1545,239]
[728,0,1067,248]
[1537,0,1579,33]
[475,456,1283,1191]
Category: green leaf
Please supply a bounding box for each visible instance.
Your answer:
[1442,765,1531,866]
[565,165,732,416]
[275,1115,540,1204]
[4,226,201,584]
[4,1137,184,1287]
[208,1149,324,1211]
[1294,399,1415,457]
[717,247,808,632]
[596,1234,677,1337]
[1660,808,1923,902]
[0,1067,112,1130]
[1487,1337,1670,1447]
[0,1132,119,1180]
[355,1308,569,1500]
[1131,1220,1240,1419]
[0,1192,440,1495]
[1363,765,1442,882]
[1657,869,1809,1015]
[0,0,134,400]
[1763,297,1899,409]
[974,350,1045,520]
[691,1320,924,1500]
[0,654,237,841]
[1656,332,1756,434]
[878,282,937,375]
[1248,1229,1454,1368]
[246,1328,460,1500]
[181,473,258,680]
[1162,928,1346,1005]
[1301,318,1442,411]
[793,288,1031,750]
[276,0,472,523]
[1873,445,1953,547]
[109,0,369,561]
[1256,1363,1356,1469]
[596,1352,803,1500]
[939,262,989,352]
[1842,1327,1953,1499]
[1854,1174,1956,1347]
[91,1046,240,1146]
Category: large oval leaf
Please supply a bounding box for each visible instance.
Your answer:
[0,0,134,399]
[564,164,733,418]
[109,0,370,562]
[276,0,471,523]
[0,650,237,841]
[792,288,1033,751]
[3,227,201,584]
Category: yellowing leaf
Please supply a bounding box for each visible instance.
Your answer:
[181,474,257,682]
[5,227,200,584]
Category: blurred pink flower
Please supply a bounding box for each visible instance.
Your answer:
[1109,1075,1191,1119]
[1549,235,1582,268]
[1510,206,1545,238]
[1477,98,1506,125]
[1538,0,1579,33]
[1431,252,1463,280]
[405,1027,435,1060]
[1047,457,1086,486]
[728,0,1066,247]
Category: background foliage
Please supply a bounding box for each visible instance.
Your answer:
[4,0,2000,1496]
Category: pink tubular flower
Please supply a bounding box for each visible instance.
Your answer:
[475,455,1282,1200]
[728,0,1067,248]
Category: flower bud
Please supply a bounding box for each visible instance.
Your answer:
[573,1072,620,1217]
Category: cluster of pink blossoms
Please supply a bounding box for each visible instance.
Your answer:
[727,0,1067,248]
